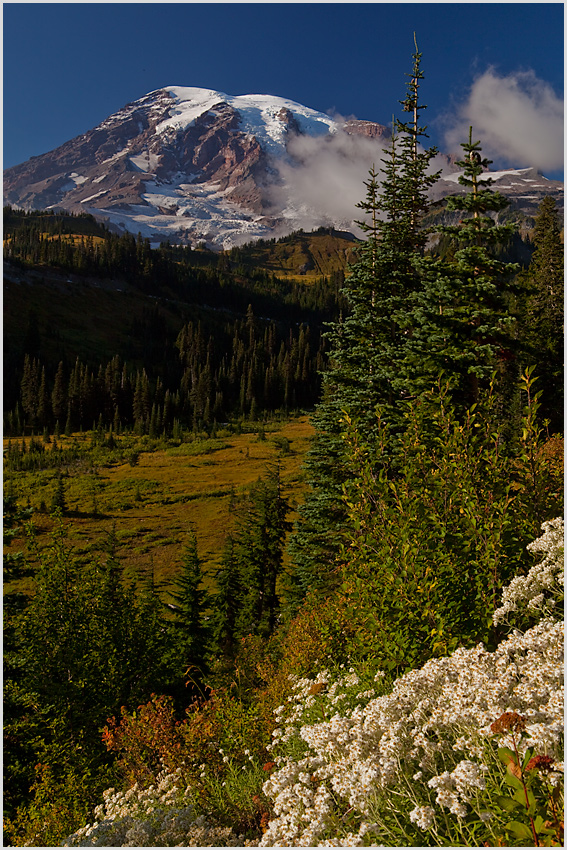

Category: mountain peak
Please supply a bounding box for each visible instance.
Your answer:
[4,87,562,250]
[153,86,338,156]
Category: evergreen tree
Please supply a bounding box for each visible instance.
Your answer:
[37,367,51,429]
[209,469,292,650]
[166,530,210,683]
[519,196,564,431]
[235,466,291,638]
[402,127,520,413]
[286,379,350,599]
[289,40,440,597]
[336,39,441,430]
[20,355,41,428]
[211,536,243,659]
[51,474,67,514]
[64,403,73,437]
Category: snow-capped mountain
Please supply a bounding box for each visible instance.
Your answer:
[433,166,563,214]
[4,86,562,249]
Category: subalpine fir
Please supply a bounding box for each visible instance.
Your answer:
[402,127,520,414]
[166,530,210,684]
[288,41,441,599]
[518,196,564,431]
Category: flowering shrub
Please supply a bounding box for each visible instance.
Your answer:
[63,520,564,847]
[62,769,248,847]
[259,519,564,846]
[493,517,564,628]
[260,618,563,846]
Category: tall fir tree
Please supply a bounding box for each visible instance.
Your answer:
[286,375,351,599]
[401,127,520,414]
[211,535,243,660]
[235,465,291,639]
[326,39,441,437]
[210,468,291,655]
[165,530,210,684]
[519,195,564,431]
[289,40,441,599]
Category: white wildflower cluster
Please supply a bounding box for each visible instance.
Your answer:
[63,769,245,847]
[63,522,564,848]
[269,667,379,756]
[493,517,564,626]
[260,617,564,846]
[409,804,436,831]
[427,760,487,818]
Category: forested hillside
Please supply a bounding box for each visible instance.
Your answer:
[3,43,563,848]
[4,212,355,437]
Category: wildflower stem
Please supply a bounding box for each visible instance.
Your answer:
[510,730,539,847]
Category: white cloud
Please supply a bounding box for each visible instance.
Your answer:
[268,128,389,236]
[443,69,564,173]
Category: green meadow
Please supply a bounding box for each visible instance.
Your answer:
[4,417,314,596]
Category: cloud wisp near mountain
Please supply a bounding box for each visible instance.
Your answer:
[4,86,563,249]
[443,68,564,175]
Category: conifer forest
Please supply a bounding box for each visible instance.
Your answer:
[3,46,564,847]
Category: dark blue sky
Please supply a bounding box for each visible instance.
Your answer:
[3,3,564,175]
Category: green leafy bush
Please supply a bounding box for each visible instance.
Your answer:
[337,374,562,673]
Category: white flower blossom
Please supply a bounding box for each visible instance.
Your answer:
[494,518,564,625]
[409,804,436,830]
[260,617,563,845]
[63,769,248,847]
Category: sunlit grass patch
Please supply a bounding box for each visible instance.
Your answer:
[4,416,314,594]
[165,438,230,457]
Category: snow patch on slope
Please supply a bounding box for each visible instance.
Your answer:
[87,179,276,250]
[68,172,88,186]
[442,166,543,184]
[130,152,161,172]
[81,190,108,204]
[157,86,336,155]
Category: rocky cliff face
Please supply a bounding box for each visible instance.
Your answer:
[4,86,563,249]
